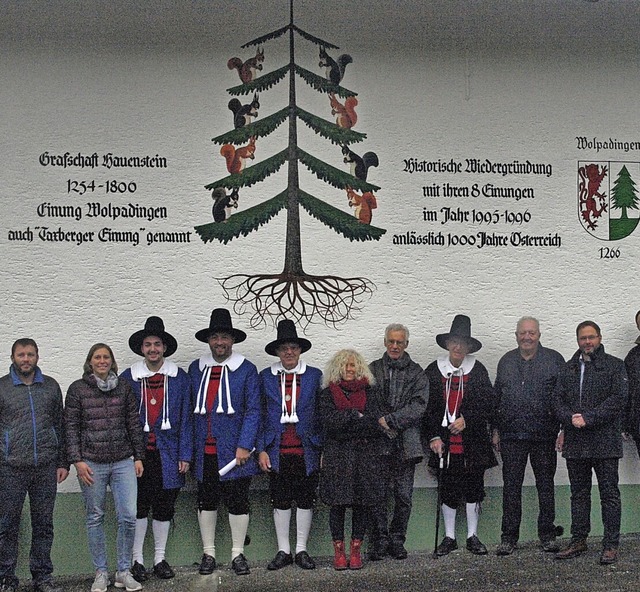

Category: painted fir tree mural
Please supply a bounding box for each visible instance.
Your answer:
[194,0,384,328]
[610,165,639,240]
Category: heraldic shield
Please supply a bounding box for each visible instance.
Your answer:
[578,161,640,241]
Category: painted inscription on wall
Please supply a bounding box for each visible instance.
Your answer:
[7,151,192,247]
[393,156,560,249]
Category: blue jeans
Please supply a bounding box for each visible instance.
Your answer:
[79,458,137,572]
[0,462,58,585]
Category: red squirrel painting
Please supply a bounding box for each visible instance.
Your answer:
[220,137,257,174]
[346,187,377,225]
[228,47,265,84]
[329,93,358,129]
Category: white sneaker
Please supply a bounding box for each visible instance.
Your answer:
[91,571,109,592]
[114,570,142,592]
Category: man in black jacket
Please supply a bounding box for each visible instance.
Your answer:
[493,317,565,556]
[0,339,68,592]
[554,321,628,565]
[369,323,429,561]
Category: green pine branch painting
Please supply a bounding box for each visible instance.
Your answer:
[194,0,385,328]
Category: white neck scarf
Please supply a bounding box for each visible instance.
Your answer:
[270,360,307,424]
[194,352,244,416]
[131,360,179,433]
[436,355,476,427]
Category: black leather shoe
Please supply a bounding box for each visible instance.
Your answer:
[555,539,588,560]
[153,559,175,579]
[368,538,389,561]
[199,553,217,575]
[267,551,293,571]
[436,536,458,556]
[389,542,408,560]
[466,535,488,555]
[231,553,250,576]
[294,551,316,570]
[496,540,516,556]
[131,561,148,582]
[33,581,62,592]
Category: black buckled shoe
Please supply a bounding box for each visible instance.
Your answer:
[198,553,217,575]
[294,550,316,570]
[231,553,250,576]
[130,561,148,582]
[466,535,488,555]
[153,559,175,579]
[267,551,293,571]
[436,536,458,556]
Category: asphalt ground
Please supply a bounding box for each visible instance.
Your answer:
[29,533,640,592]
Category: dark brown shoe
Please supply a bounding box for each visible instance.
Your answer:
[555,539,587,560]
[600,548,618,565]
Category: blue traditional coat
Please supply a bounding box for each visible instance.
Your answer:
[120,360,193,489]
[188,352,260,481]
[257,361,323,475]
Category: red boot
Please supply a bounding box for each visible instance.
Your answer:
[333,540,348,570]
[349,539,363,570]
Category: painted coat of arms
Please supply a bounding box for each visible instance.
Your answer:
[578,161,640,240]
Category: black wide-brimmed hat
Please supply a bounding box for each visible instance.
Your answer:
[265,319,311,356]
[436,314,482,353]
[129,316,178,357]
[195,308,247,343]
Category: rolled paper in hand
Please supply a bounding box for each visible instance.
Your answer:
[218,447,255,476]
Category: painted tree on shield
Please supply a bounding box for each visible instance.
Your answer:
[194,0,385,328]
[610,165,639,219]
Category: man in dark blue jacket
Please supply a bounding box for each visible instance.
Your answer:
[554,321,628,565]
[0,339,68,592]
[493,317,564,556]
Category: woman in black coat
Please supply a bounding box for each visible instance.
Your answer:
[318,349,391,570]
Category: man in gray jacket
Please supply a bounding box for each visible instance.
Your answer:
[493,317,565,556]
[369,324,429,560]
[0,339,68,592]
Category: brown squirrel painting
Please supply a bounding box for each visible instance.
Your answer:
[220,137,257,174]
[329,93,358,129]
[346,187,377,224]
[228,47,264,84]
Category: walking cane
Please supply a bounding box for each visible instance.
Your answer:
[432,454,444,559]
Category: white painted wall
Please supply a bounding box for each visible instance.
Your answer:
[1,1,639,492]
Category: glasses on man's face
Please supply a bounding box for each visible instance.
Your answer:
[387,340,406,346]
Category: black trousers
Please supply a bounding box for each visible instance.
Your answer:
[566,457,621,548]
[500,439,557,543]
[197,453,251,515]
[136,450,180,522]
